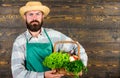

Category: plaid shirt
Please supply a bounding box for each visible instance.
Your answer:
[11,27,88,78]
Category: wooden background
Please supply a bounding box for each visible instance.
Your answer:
[0,0,120,78]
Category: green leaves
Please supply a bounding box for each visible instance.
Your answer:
[43,52,70,69]
[64,60,85,75]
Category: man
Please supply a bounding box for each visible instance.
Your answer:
[11,1,88,78]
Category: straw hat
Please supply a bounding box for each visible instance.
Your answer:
[19,1,50,18]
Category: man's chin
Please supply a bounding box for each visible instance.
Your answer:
[28,27,41,32]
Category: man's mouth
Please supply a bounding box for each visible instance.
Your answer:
[31,22,38,24]
[31,21,39,25]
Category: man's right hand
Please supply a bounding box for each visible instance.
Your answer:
[44,70,64,78]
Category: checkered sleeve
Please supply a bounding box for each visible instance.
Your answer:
[11,38,44,78]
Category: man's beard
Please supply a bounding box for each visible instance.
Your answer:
[26,20,43,32]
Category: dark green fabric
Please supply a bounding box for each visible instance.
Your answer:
[25,29,53,72]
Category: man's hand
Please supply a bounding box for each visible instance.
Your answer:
[78,71,82,76]
[45,70,64,78]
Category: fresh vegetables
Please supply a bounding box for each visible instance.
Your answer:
[43,52,87,77]
[43,52,70,69]
[70,55,79,62]
[64,60,86,75]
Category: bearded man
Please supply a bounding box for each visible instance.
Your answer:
[11,1,88,78]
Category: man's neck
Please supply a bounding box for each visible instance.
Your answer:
[29,29,41,38]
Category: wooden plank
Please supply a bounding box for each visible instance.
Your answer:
[44,17,120,29]
[1,2,120,16]
[1,15,120,29]
[86,66,120,78]
[51,28,120,43]
[1,28,120,43]
[0,28,25,41]
[1,28,120,48]
[82,42,120,51]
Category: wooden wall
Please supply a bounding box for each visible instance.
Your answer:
[0,0,120,78]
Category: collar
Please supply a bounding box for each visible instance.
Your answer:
[26,27,44,41]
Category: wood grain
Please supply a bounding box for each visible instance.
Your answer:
[0,0,120,78]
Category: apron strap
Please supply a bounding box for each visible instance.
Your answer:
[44,28,53,50]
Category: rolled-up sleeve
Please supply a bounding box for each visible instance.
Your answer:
[79,44,88,66]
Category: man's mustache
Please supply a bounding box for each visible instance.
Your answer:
[30,20,39,24]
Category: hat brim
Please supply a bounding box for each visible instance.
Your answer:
[19,5,50,18]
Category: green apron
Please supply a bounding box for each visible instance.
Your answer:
[25,29,53,72]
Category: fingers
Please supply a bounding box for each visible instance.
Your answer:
[45,70,64,78]
[52,74,64,78]
[78,71,82,76]
[47,69,56,74]
[51,69,57,74]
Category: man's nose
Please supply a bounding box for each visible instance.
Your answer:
[33,15,37,20]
